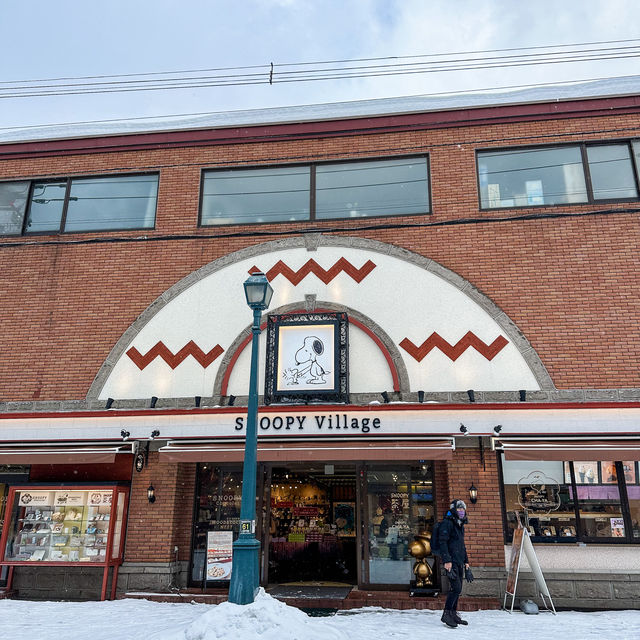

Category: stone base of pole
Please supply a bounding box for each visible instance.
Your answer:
[228,536,261,605]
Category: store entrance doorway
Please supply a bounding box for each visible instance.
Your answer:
[266,464,357,584]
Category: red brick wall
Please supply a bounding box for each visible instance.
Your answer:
[1,110,640,400]
[445,448,505,568]
[124,452,195,563]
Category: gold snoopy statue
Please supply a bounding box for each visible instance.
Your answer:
[408,529,435,587]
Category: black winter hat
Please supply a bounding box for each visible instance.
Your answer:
[450,499,467,511]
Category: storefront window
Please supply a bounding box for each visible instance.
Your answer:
[366,464,434,585]
[191,465,242,584]
[570,460,624,539]
[1,488,119,563]
[500,456,640,543]
[501,457,576,540]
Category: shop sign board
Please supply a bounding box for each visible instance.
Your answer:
[54,491,85,506]
[517,471,561,514]
[504,526,556,614]
[18,491,52,506]
[206,531,233,581]
[88,491,113,506]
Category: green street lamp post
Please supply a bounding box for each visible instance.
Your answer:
[228,271,273,605]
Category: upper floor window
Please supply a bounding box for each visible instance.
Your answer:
[478,141,639,209]
[200,156,430,226]
[0,173,158,236]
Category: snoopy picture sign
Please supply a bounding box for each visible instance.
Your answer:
[264,312,349,404]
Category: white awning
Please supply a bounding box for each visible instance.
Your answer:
[158,438,455,463]
[0,442,136,464]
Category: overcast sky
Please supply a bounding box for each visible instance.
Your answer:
[1,0,640,131]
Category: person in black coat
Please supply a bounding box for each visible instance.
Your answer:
[437,498,472,628]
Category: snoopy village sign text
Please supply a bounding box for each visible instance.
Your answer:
[264,312,349,405]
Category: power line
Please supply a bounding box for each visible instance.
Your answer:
[3,38,639,85]
[1,42,639,99]
[1,206,639,250]
[0,73,636,134]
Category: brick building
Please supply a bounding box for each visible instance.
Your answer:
[1,76,640,607]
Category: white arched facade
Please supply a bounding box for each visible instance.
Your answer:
[95,238,545,400]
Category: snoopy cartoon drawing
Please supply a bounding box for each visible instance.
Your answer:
[284,336,329,385]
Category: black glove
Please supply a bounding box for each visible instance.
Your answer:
[465,567,474,583]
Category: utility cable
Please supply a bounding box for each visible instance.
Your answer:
[0,74,636,134]
[1,43,639,98]
[1,206,639,250]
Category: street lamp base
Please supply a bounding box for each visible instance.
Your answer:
[228,536,261,605]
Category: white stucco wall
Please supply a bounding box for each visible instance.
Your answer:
[99,245,540,399]
[504,544,640,573]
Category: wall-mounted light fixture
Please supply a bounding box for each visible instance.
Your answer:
[105,398,114,409]
[120,430,130,441]
[150,396,158,408]
[147,484,156,503]
[417,390,425,403]
[467,389,475,403]
[469,482,478,504]
[381,391,390,403]
[459,423,469,435]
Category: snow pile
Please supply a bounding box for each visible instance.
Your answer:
[184,588,343,640]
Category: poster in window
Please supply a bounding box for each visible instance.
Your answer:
[333,502,356,537]
[572,461,599,484]
[602,462,618,484]
[264,312,349,404]
[622,462,637,484]
[206,531,233,581]
[611,518,625,538]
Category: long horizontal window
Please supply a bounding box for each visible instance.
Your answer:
[478,141,639,209]
[0,173,158,235]
[200,156,430,226]
[500,456,640,544]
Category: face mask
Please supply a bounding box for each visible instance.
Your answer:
[456,509,466,519]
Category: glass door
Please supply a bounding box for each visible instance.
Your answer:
[362,463,436,587]
[266,463,357,584]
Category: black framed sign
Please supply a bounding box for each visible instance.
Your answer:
[264,312,349,404]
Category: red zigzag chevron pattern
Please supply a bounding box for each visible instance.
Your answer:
[400,332,509,363]
[249,258,376,285]
[127,341,224,370]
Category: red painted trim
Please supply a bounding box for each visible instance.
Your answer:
[4,401,640,422]
[400,331,508,362]
[220,319,268,396]
[250,258,377,285]
[219,308,400,395]
[346,315,400,392]
[127,340,224,370]
[1,96,639,160]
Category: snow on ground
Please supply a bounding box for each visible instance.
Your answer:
[0,589,638,640]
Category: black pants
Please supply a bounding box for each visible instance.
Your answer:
[444,563,464,611]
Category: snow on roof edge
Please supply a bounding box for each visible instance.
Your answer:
[1,75,639,145]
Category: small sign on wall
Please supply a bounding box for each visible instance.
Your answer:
[18,491,52,507]
[206,531,233,581]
